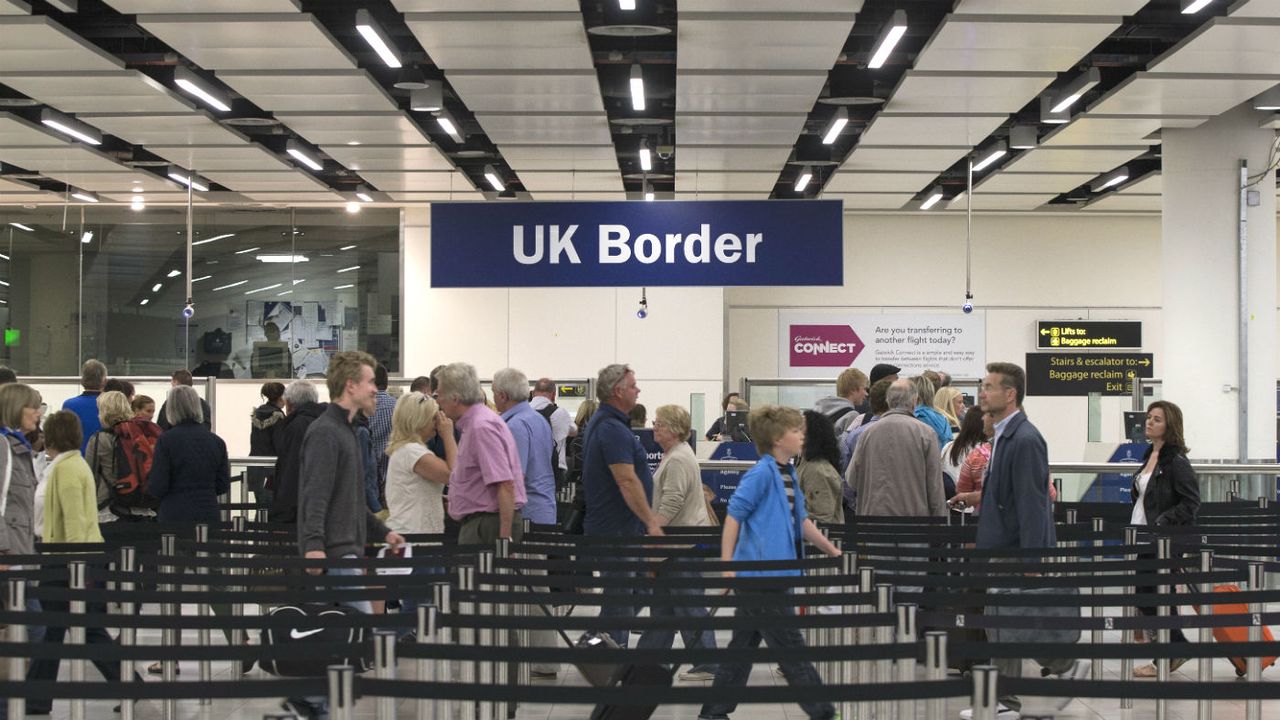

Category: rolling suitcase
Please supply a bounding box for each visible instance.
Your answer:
[1204,584,1277,677]
[588,663,676,720]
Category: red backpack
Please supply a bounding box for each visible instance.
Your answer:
[107,419,162,509]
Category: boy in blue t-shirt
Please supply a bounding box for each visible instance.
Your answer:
[699,405,840,720]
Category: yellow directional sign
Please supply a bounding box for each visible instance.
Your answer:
[1026,352,1155,396]
[1037,321,1141,349]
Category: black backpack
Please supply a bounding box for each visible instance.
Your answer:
[260,604,372,677]
[536,402,568,492]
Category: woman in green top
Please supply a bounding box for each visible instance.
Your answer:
[42,411,103,544]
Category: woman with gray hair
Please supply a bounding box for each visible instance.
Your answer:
[147,385,230,524]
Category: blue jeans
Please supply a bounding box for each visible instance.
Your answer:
[288,557,368,718]
[592,529,646,648]
[0,596,45,719]
[638,562,718,674]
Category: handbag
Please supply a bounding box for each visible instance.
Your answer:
[985,585,1082,644]
[260,604,373,677]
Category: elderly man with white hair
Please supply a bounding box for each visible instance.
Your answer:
[492,367,556,526]
[436,362,527,543]
[849,378,947,519]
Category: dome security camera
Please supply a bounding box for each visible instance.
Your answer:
[962,291,974,314]
[182,302,195,320]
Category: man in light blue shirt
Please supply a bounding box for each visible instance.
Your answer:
[492,367,557,524]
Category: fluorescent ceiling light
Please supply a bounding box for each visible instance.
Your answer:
[192,275,212,282]
[245,283,283,295]
[1009,124,1038,150]
[293,279,306,285]
[630,64,645,111]
[167,269,181,278]
[0,280,7,287]
[643,181,654,202]
[70,189,99,203]
[435,112,463,143]
[337,265,360,273]
[483,164,504,192]
[867,10,907,70]
[334,284,355,290]
[0,252,8,261]
[355,8,403,68]
[340,244,358,251]
[794,166,813,192]
[919,187,945,210]
[80,230,94,244]
[1253,85,1280,111]
[354,187,374,203]
[1050,68,1101,114]
[131,186,143,193]
[410,86,442,112]
[131,197,145,212]
[173,66,231,112]
[619,0,636,8]
[1181,0,1213,12]
[233,246,261,255]
[346,201,361,214]
[151,283,162,292]
[286,140,323,171]
[276,290,293,296]
[257,254,309,263]
[167,167,209,192]
[9,223,33,232]
[47,0,77,12]
[191,233,234,246]
[1039,94,1070,125]
[638,139,652,172]
[139,298,149,306]
[212,280,247,291]
[1091,166,1129,192]
[971,141,1007,173]
[40,109,102,145]
[822,107,849,145]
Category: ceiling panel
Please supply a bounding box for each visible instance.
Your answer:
[673,171,779,193]
[676,71,829,113]
[403,13,594,70]
[474,113,613,146]
[1003,146,1152,174]
[1040,115,1208,147]
[975,172,1094,194]
[146,144,291,172]
[0,145,127,173]
[218,70,398,113]
[0,1,29,14]
[0,71,196,114]
[1081,194,1162,212]
[101,191,212,203]
[1230,0,1280,17]
[675,146,794,172]
[385,190,486,202]
[80,112,248,145]
[670,191,770,200]
[842,146,972,173]
[322,144,452,172]
[1149,18,1280,75]
[237,190,344,203]
[136,14,355,71]
[953,0,1149,13]
[675,114,807,146]
[358,171,472,192]
[498,145,620,171]
[822,192,914,210]
[915,15,1120,73]
[0,113,67,146]
[394,1,578,9]
[678,13,857,71]
[517,171,625,193]
[0,16,123,72]
[950,192,1057,210]
[886,71,1056,114]
[107,0,301,11]
[1119,172,1162,195]
[1088,72,1280,117]
[37,170,181,193]
[859,113,1008,147]
[531,191,628,201]
[824,171,938,194]
[683,1,864,10]
[274,112,431,146]
[0,192,61,204]
[446,71,605,113]
[0,177,37,192]
[202,169,329,192]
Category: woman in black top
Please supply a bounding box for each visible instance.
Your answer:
[1130,399,1200,677]
[248,381,285,510]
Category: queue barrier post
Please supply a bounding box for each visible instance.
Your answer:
[160,534,178,720]
[195,523,213,705]
[971,665,999,720]
[477,549,496,720]
[1197,549,1214,720]
[416,604,440,720]
[1260,495,1270,510]
[494,538,513,720]
[895,603,917,720]
[924,631,947,720]
[7,578,27,720]
[374,630,397,720]
[1119,526,1138,709]
[327,664,356,720]
[875,583,893,720]
[840,552,856,720]
[1155,536,1171,720]
[230,515,247,650]
[458,564,478,720]
[1229,477,1241,501]
[118,546,136,720]
[433,582,455,720]
[857,566,875,720]
[67,560,87,720]
[1090,516,1104,682]
[1246,561,1265,720]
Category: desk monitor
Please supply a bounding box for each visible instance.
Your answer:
[723,410,750,443]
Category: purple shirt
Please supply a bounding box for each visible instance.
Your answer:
[447,403,528,520]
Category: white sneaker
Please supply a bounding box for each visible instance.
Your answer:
[1052,659,1091,710]
[959,704,1019,719]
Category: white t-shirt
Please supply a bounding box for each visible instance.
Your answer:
[385,443,444,534]
[1131,472,1151,526]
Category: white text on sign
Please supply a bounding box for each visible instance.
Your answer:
[512,224,763,265]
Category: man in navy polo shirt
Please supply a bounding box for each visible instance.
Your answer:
[581,363,663,646]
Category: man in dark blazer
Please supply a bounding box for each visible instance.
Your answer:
[962,362,1088,720]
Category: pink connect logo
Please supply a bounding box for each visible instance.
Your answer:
[789,325,863,367]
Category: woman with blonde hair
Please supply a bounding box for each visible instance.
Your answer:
[933,386,964,433]
[86,390,158,531]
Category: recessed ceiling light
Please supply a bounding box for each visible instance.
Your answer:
[340,244,357,251]
[355,8,403,68]
[151,283,162,292]
[1181,0,1213,13]
[139,298,150,306]
[131,186,144,193]
[168,166,209,192]
[70,189,99,203]
[794,166,813,192]
[81,230,94,244]
[335,284,355,290]
[919,186,945,210]
[971,141,1008,173]
[619,0,636,8]
[1091,166,1130,192]
[346,201,361,214]
[192,275,212,282]
[337,265,360,273]
[347,140,362,146]
[285,140,324,171]
[867,10,907,70]
[436,112,463,143]
[276,290,293,296]
[244,283,283,295]
[40,109,102,145]
[1050,68,1101,114]
[167,269,181,278]
[9,223,33,232]
[822,107,848,145]
[233,246,261,254]
[638,138,652,172]
[212,280,248,291]
[411,85,443,113]
[191,233,233,246]
[483,164,505,192]
[630,63,645,111]
[257,254,309,263]
[173,66,231,112]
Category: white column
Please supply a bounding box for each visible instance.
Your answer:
[1161,103,1277,460]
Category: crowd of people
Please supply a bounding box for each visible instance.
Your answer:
[0,354,1205,720]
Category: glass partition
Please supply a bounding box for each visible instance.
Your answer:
[743,376,981,412]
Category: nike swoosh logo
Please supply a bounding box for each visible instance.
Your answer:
[290,628,324,640]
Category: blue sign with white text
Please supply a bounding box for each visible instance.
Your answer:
[430,200,844,287]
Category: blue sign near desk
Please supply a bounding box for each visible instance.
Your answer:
[430,200,843,288]
[702,442,760,505]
